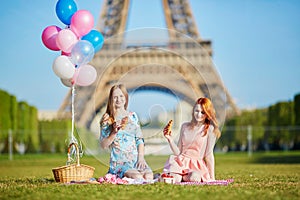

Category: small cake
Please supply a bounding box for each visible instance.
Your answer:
[160,173,175,184]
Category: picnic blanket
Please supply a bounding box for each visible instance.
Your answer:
[98,174,156,184]
[175,179,234,186]
[97,174,234,185]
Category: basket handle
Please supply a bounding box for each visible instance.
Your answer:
[67,142,80,166]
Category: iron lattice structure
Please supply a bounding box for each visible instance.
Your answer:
[58,0,239,130]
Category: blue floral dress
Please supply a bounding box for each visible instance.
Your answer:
[100,112,145,178]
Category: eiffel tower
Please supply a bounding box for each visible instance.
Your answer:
[58,0,239,131]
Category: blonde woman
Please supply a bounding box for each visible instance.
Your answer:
[100,84,153,180]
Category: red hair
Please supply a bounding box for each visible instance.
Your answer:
[191,97,221,138]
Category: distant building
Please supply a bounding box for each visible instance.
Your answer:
[38,110,58,120]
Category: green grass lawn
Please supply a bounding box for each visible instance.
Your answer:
[0,151,299,200]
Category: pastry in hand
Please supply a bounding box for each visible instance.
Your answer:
[164,120,173,136]
[100,114,114,126]
[121,116,128,130]
[107,117,114,125]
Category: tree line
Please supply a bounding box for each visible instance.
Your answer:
[221,93,300,151]
[0,88,299,153]
[0,89,71,153]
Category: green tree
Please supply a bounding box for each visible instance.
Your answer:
[267,101,294,150]
[293,93,300,149]
[10,95,18,153]
[16,101,30,153]
[26,106,39,153]
[222,108,267,151]
[294,93,300,125]
[10,95,18,131]
[221,117,238,150]
[39,119,71,153]
[0,89,12,152]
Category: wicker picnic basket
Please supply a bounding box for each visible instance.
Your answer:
[52,142,95,183]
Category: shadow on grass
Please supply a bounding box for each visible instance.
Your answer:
[252,155,300,164]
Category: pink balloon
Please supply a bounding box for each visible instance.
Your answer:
[41,25,61,51]
[71,10,94,37]
[56,29,78,53]
[73,64,97,86]
[61,51,71,56]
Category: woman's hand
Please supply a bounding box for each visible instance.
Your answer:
[100,119,121,149]
[100,113,110,127]
[136,157,147,170]
[163,132,172,141]
[111,121,122,135]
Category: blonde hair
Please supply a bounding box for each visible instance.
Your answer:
[105,84,128,120]
[191,97,221,138]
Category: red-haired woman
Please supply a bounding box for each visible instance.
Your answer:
[163,97,221,182]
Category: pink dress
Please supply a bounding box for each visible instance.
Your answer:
[163,124,216,182]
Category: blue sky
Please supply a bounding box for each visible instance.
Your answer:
[0,0,299,114]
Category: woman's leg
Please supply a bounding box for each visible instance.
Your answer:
[142,168,153,180]
[182,171,202,182]
[124,169,144,179]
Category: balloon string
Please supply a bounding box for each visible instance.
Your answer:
[69,84,79,160]
[71,84,75,141]
[71,84,78,145]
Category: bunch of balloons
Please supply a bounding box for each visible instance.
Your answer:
[41,0,104,87]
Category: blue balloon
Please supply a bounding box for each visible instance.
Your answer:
[56,0,77,25]
[82,30,104,52]
[71,40,95,66]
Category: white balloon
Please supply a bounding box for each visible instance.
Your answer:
[73,64,97,86]
[52,55,75,79]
